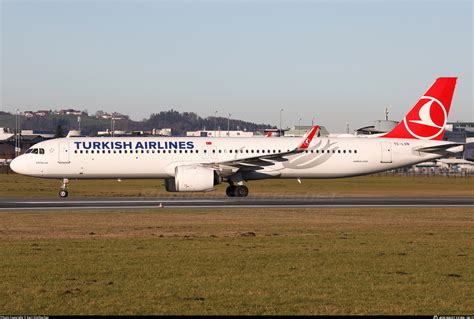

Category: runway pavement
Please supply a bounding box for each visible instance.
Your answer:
[0,197,473,210]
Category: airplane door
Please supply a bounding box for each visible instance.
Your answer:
[58,142,71,164]
[380,142,392,163]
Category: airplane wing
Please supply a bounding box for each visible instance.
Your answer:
[205,126,319,172]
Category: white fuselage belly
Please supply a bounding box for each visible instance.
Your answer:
[17,136,449,179]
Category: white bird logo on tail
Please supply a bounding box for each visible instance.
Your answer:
[409,99,443,128]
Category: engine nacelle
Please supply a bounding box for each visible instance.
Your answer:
[164,165,221,192]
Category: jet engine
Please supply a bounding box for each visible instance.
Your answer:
[165,165,221,192]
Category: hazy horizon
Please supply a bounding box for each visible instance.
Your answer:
[2,1,473,133]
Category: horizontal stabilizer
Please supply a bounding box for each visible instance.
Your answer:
[415,143,464,154]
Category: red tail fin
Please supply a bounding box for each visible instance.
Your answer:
[382,77,457,140]
[298,125,319,149]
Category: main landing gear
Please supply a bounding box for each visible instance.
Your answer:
[226,184,249,197]
[59,178,69,198]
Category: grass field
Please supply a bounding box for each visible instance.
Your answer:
[0,173,473,198]
[0,208,473,315]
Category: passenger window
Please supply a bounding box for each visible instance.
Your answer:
[343,150,346,153]
[338,150,341,153]
[349,150,352,153]
[355,150,357,153]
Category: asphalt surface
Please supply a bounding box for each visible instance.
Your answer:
[0,197,473,210]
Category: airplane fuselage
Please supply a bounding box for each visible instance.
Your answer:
[11,136,455,180]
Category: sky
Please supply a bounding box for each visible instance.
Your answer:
[1,0,473,132]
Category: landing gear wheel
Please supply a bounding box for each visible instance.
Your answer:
[59,178,69,198]
[226,185,236,197]
[235,185,249,197]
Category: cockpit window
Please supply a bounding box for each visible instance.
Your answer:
[25,148,44,155]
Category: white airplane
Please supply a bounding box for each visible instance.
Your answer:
[10,77,463,198]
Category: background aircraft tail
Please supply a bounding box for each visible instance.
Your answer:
[382,77,457,140]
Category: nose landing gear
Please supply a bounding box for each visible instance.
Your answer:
[59,178,69,198]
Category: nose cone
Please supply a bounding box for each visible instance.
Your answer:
[10,156,25,175]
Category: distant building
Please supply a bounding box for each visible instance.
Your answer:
[186,130,254,138]
[444,122,474,161]
[152,128,172,136]
[22,111,35,118]
[58,109,84,116]
[34,110,51,117]
[263,128,288,137]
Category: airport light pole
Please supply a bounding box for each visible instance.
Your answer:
[279,108,284,137]
[214,110,218,137]
[111,117,115,137]
[15,108,20,157]
[227,113,231,137]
